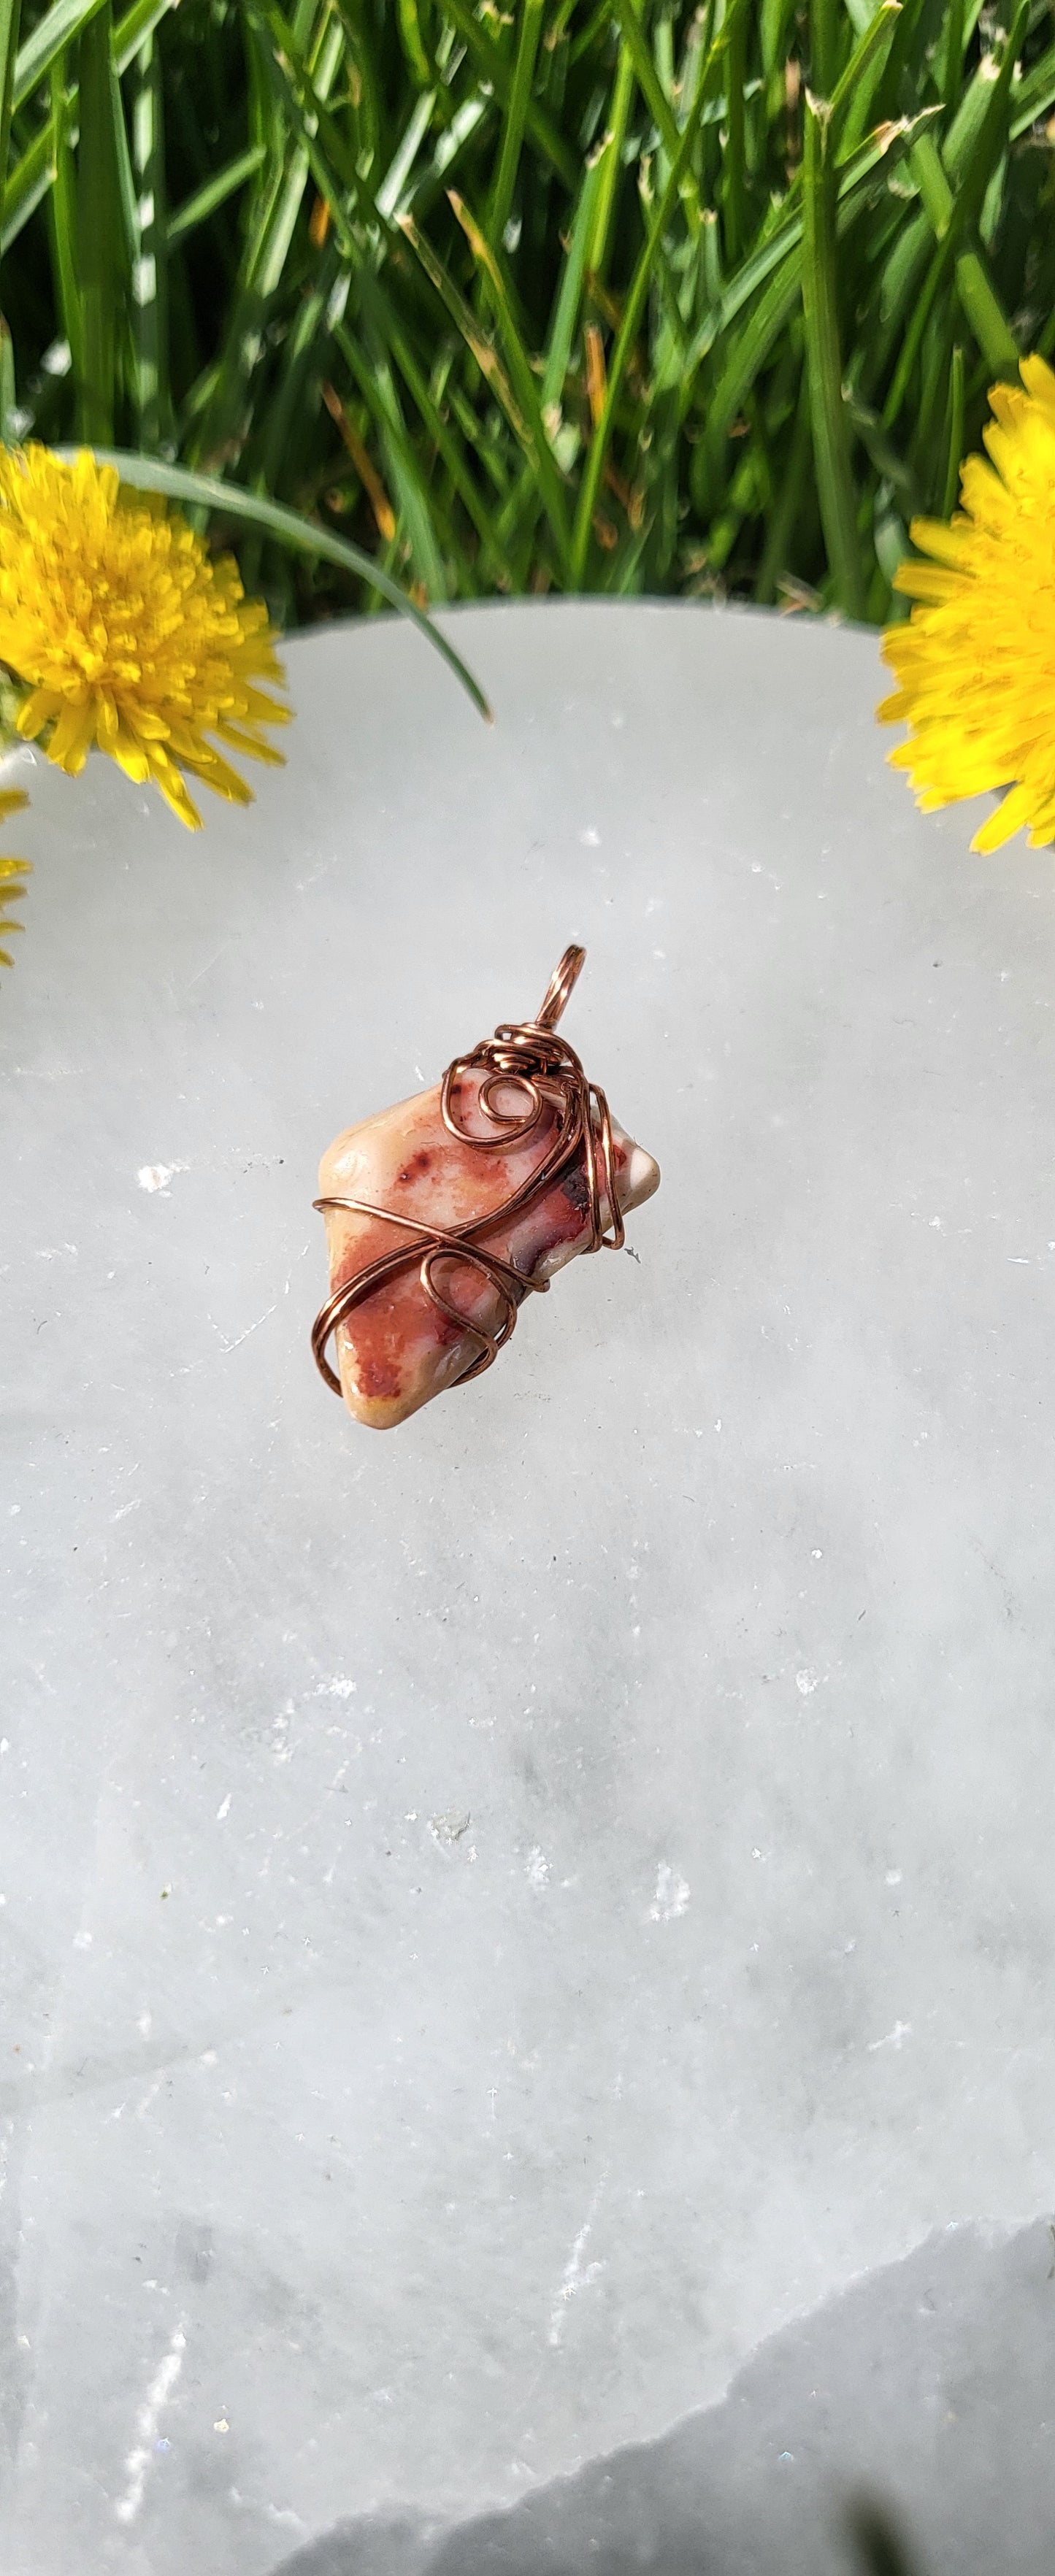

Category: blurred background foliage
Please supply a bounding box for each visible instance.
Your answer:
[1,0,1054,630]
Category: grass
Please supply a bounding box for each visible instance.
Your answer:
[1,0,1055,631]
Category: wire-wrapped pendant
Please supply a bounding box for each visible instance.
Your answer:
[311,945,659,1428]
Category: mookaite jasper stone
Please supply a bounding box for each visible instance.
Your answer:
[318,1069,660,1427]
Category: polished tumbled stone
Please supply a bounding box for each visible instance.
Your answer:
[317,1071,659,1427]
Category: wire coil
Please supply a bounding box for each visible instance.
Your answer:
[311,944,624,1398]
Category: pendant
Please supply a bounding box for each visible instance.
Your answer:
[311,945,660,1429]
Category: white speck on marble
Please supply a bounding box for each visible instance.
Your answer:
[526,1846,550,1889]
[114,2323,186,2523]
[868,2021,912,2053]
[548,2185,607,2347]
[137,1161,188,1194]
[429,1810,471,1849]
[796,1669,818,1696]
[648,1864,690,1923]
[216,1793,231,1821]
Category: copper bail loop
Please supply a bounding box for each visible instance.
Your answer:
[536,943,586,1030]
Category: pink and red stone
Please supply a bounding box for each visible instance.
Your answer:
[318,1071,660,1427]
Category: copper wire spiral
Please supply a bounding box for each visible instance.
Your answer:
[311,945,625,1398]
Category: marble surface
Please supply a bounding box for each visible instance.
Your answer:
[2,599,1054,2576]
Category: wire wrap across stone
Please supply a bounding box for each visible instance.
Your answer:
[310,945,625,1399]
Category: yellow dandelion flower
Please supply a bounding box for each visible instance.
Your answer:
[878,355,1055,856]
[0,785,30,969]
[0,447,289,831]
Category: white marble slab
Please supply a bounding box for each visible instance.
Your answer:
[2,600,1054,2576]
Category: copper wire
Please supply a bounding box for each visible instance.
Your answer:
[311,944,625,1399]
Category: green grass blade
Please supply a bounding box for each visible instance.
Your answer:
[610,0,682,166]
[2,0,175,250]
[844,383,916,499]
[249,0,358,185]
[944,49,997,174]
[1,133,51,253]
[334,318,448,599]
[953,247,1018,373]
[46,53,83,374]
[754,368,811,601]
[945,0,1027,221]
[110,31,139,258]
[57,447,494,719]
[540,141,606,413]
[376,87,435,218]
[242,261,335,592]
[941,0,965,105]
[188,5,341,470]
[397,209,537,464]
[112,0,176,72]
[437,0,577,191]
[881,0,1024,417]
[830,1,900,155]
[166,143,266,247]
[810,0,841,98]
[689,112,918,380]
[1010,39,1055,140]
[396,0,430,91]
[761,0,798,74]
[875,0,937,123]
[130,31,169,447]
[448,188,571,569]
[354,280,515,582]
[14,0,107,109]
[569,59,713,584]
[77,1,124,445]
[587,20,637,285]
[801,91,865,617]
[487,0,544,251]
[722,0,748,265]
[0,0,21,238]
[394,92,492,225]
